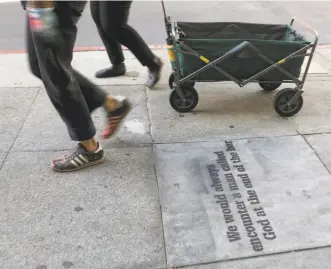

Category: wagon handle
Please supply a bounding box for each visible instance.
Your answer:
[290,17,319,86]
[161,0,167,21]
[290,17,319,45]
[161,0,172,39]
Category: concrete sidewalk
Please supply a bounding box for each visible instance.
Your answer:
[0,47,331,269]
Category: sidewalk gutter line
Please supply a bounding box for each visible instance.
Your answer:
[0,43,330,55]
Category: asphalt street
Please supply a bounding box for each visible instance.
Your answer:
[0,1,330,51]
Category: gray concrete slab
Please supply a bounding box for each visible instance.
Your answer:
[148,80,331,143]
[71,51,149,87]
[0,50,173,88]
[316,49,331,73]
[0,131,18,154]
[0,87,39,152]
[154,135,331,267]
[0,147,165,269]
[71,50,173,87]
[301,58,328,75]
[184,247,331,269]
[148,83,298,143]
[304,134,331,174]
[12,85,152,152]
[0,152,6,168]
[305,49,331,74]
[0,54,42,88]
[71,50,328,88]
[0,87,38,99]
[294,81,331,134]
[318,49,331,62]
[0,48,328,88]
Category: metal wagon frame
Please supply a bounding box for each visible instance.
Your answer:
[161,1,319,117]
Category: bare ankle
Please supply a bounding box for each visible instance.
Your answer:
[104,96,119,112]
[81,139,98,152]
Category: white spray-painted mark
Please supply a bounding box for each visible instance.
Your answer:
[124,119,145,135]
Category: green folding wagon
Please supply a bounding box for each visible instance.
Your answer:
[161,1,319,117]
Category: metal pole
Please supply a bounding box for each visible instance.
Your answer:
[161,0,167,20]
[161,0,171,38]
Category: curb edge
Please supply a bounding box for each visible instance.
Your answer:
[0,44,330,55]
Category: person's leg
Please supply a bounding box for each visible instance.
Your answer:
[90,0,126,78]
[98,1,163,88]
[25,8,125,131]
[25,15,42,79]
[72,69,133,140]
[27,1,131,172]
[60,4,132,141]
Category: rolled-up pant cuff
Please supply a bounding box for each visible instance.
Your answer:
[67,121,97,141]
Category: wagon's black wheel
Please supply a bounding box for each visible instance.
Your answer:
[169,86,199,113]
[259,82,282,91]
[168,72,195,89]
[273,88,303,117]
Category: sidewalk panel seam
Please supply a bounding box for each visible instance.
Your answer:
[145,85,168,266]
[302,134,331,175]
[173,244,331,269]
[152,144,169,268]
[0,86,41,171]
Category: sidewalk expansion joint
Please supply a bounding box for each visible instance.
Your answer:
[145,84,169,265]
[8,143,153,153]
[172,244,331,269]
[302,134,331,175]
[6,131,331,155]
[9,131,331,154]
[151,133,301,146]
[0,86,41,171]
[152,152,169,267]
[152,130,331,146]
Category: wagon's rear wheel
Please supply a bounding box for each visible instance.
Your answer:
[169,86,199,112]
[273,88,303,117]
[259,82,282,91]
[169,72,195,89]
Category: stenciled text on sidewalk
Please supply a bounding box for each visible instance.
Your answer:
[206,141,277,252]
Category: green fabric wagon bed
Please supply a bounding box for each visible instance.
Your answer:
[174,22,311,81]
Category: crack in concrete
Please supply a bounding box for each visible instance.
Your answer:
[144,85,154,143]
